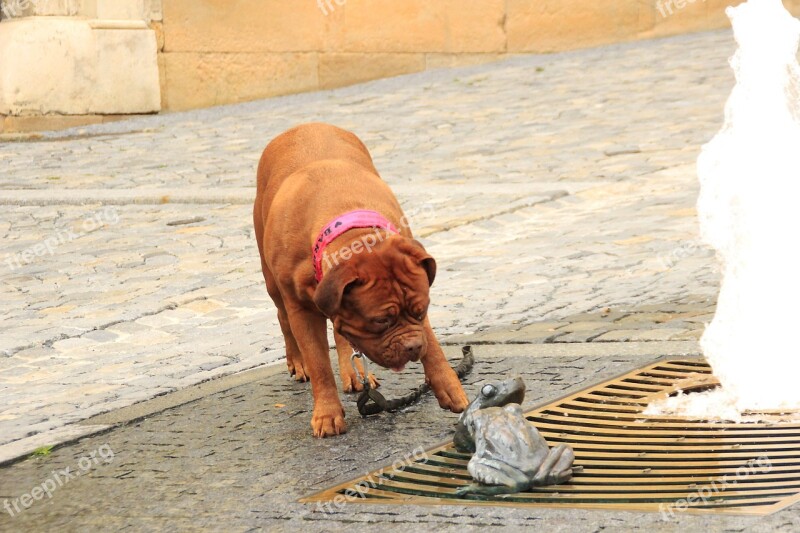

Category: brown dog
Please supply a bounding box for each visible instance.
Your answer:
[253,123,469,438]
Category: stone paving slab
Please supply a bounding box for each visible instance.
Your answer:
[1,343,797,532]
[452,297,714,345]
[0,30,734,461]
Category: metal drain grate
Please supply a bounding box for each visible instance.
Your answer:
[301,360,800,515]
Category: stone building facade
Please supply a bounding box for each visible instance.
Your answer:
[2,0,799,133]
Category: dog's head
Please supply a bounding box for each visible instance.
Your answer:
[313,235,436,371]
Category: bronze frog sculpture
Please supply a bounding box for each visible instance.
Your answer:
[454,376,526,453]
[454,377,577,496]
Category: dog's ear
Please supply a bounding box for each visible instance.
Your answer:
[313,266,359,318]
[396,238,437,286]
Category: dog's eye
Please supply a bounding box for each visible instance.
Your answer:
[373,316,394,329]
[481,384,496,398]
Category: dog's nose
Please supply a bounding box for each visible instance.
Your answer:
[403,338,423,361]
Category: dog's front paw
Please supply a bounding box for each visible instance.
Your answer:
[428,374,468,413]
[341,370,381,393]
[365,373,380,390]
[311,404,347,438]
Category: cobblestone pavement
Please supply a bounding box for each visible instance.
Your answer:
[1,346,797,531]
[0,30,730,456]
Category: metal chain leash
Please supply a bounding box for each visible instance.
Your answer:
[351,345,475,417]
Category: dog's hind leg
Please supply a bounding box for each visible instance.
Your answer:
[278,307,308,382]
[264,269,308,382]
[334,330,379,393]
[255,196,306,381]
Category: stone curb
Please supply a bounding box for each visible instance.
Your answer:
[0,340,700,467]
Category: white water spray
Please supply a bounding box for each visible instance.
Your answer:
[648,0,800,418]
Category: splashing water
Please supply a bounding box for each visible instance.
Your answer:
[647,0,800,419]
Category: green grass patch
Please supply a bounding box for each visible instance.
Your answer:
[31,445,54,457]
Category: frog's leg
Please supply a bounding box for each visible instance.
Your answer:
[455,459,528,497]
[532,444,576,486]
[455,482,522,497]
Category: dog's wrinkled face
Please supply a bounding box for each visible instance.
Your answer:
[313,236,436,371]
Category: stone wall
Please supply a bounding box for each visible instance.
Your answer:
[3,0,800,130]
[0,0,161,133]
[157,0,800,111]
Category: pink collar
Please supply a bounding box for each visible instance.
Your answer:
[313,210,400,282]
